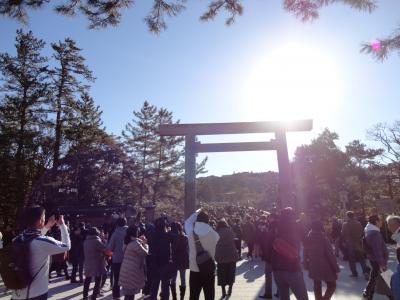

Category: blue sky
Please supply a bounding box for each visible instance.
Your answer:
[1,0,399,176]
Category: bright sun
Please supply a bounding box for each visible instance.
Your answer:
[243,42,344,122]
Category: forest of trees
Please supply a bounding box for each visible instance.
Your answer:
[0,30,208,226]
[1,30,400,227]
[196,128,400,220]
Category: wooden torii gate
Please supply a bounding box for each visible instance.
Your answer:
[159,119,313,217]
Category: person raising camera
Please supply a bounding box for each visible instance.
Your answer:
[10,206,71,300]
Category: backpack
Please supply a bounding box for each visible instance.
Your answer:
[0,233,40,290]
[193,232,215,274]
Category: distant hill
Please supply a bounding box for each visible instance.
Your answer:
[197,171,278,209]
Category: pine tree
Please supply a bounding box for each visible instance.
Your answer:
[150,107,184,204]
[65,91,106,149]
[50,38,94,167]
[122,101,158,206]
[0,30,50,210]
[58,91,109,206]
[30,90,132,208]
[122,101,207,206]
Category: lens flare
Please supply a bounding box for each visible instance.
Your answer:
[371,40,381,51]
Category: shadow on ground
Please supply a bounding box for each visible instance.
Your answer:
[1,246,397,300]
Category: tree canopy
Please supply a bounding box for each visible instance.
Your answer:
[2,0,398,59]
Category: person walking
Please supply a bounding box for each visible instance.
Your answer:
[270,207,309,300]
[10,206,71,300]
[306,220,340,300]
[232,218,243,259]
[119,226,149,300]
[107,218,128,300]
[185,209,220,300]
[147,217,175,300]
[259,213,278,299]
[363,215,389,300]
[69,225,85,283]
[170,222,189,300]
[330,217,342,258]
[391,248,400,300]
[215,219,239,298]
[341,211,369,279]
[48,225,70,281]
[296,213,311,270]
[386,215,400,246]
[242,216,255,259]
[82,227,107,300]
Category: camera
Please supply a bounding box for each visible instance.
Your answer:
[52,208,61,221]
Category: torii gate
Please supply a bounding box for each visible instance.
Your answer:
[159,120,312,217]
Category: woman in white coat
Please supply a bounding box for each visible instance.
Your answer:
[184,209,220,300]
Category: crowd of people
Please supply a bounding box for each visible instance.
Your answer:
[1,205,400,300]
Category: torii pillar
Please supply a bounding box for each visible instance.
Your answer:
[159,120,313,217]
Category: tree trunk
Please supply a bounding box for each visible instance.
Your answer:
[53,105,62,168]
[15,101,27,209]
[53,74,65,169]
[151,144,163,205]
[139,139,147,206]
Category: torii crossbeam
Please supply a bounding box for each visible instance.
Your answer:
[159,120,313,217]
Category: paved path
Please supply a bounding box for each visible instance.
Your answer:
[1,246,396,300]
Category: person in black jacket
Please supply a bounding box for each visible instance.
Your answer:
[148,217,175,300]
[306,220,340,300]
[270,207,309,300]
[232,218,243,259]
[242,216,256,259]
[69,225,85,283]
[259,213,278,299]
[170,222,189,300]
[49,225,70,280]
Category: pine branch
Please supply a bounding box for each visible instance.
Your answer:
[200,0,243,26]
[284,0,376,22]
[145,0,186,33]
[361,29,400,61]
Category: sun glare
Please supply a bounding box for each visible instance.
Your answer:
[243,43,344,122]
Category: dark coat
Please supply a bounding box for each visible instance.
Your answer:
[172,233,189,270]
[306,230,340,282]
[242,221,255,243]
[215,227,239,264]
[270,220,302,272]
[331,220,342,240]
[50,226,68,263]
[341,219,363,252]
[365,225,388,267]
[148,230,174,269]
[69,232,84,263]
[232,224,242,240]
[259,225,275,263]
